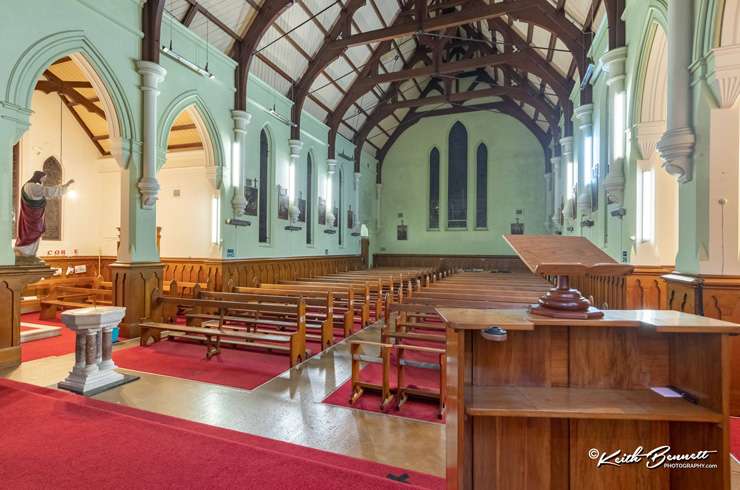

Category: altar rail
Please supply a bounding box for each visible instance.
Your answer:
[372,254,527,272]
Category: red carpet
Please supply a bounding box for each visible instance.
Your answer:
[20,313,76,362]
[0,378,444,489]
[323,353,444,423]
[114,338,323,390]
[732,417,739,460]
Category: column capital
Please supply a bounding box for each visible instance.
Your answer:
[137,177,160,209]
[574,104,594,130]
[708,44,740,108]
[135,60,167,90]
[288,139,304,160]
[327,159,337,176]
[600,47,628,87]
[559,136,575,156]
[657,128,696,183]
[550,155,561,170]
[232,110,252,134]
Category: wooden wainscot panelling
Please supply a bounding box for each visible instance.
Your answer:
[0,262,54,368]
[162,258,222,290]
[223,255,364,289]
[110,262,164,338]
[373,254,528,272]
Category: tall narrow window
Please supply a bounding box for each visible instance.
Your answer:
[448,122,468,228]
[429,147,440,229]
[566,159,576,200]
[636,168,655,243]
[42,156,62,240]
[306,153,313,245]
[258,129,269,243]
[613,91,626,160]
[338,169,344,246]
[476,144,487,229]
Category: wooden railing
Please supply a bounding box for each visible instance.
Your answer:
[373,253,528,272]
[570,265,673,310]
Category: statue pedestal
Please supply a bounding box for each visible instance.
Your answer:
[58,306,137,395]
[0,260,53,369]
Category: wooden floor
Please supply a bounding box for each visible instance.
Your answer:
[0,322,444,477]
[1,322,738,487]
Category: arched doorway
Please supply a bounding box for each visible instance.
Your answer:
[12,53,127,362]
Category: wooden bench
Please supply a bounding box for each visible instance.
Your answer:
[39,282,113,320]
[193,290,335,350]
[143,290,308,367]
[139,321,304,366]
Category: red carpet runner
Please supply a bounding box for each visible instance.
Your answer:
[112,339,325,390]
[0,378,443,489]
[732,417,739,460]
[20,313,75,362]
[323,348,444,423]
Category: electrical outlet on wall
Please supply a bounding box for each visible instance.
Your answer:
[173,189,181,197]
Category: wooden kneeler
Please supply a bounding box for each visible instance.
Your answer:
[350,341,394,411]
[396,344,446,418]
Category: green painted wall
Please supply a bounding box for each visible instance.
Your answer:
[375,112,547,255]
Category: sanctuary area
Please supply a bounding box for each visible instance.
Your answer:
[1,1,739,489]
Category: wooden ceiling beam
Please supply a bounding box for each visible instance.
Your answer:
[37,74,106,119]
[57,93,107,156]
[330,0,535,50]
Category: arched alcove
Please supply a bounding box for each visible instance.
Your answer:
[633,24,678,266]
[157,106,220,258]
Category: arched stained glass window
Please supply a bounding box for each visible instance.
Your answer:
[259,129,270,243]
[448,122,468,229]
[429,147,440,229]
[476,143,487,229]
[42,156,62,240]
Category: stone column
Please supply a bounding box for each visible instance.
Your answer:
[544,172,553,232]
[58,306,128,395]
[0,111,31,265]
[656,0,696,182]
[601,47,628,206]
[560,136,576,228]
[575,104,594,216]
[551,154,562,232]
[135,61,167,209]
[230,110,251,216]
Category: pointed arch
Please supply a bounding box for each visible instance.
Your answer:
[448,122,468,229]
[476,143,488,229]
[156,90,226,190]
[306,150,315,245]
[429,147,440,230]
[258,125,273,244]
[4,31,136,167]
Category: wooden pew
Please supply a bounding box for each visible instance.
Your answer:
[39,279,113,320]
[142,291,308,367]
[282,279,382,323]
[233,285,356,337]
[195,290,335,350]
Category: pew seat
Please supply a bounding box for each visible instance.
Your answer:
[139,321,305,366]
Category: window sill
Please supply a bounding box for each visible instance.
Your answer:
[445,227,469,232]
[427,228,440,232]
[474,227,488,231]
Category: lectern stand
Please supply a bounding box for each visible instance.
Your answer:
[440,236,738,489]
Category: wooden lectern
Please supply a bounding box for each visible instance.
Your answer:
[503,235,634,319]
[441,236,738,489]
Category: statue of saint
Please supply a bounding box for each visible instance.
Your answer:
[14,170,74,257]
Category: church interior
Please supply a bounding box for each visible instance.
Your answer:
[2,1,740,488]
